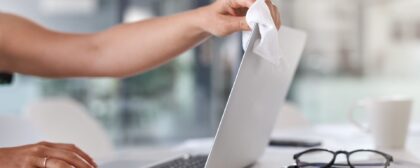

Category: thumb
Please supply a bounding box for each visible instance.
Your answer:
[228,16,251,32]
[215,15,251,37]
[226,16,251,34]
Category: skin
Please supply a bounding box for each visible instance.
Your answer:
[0,0,280,78]
[0,0,281,167]
[0,142,96,168]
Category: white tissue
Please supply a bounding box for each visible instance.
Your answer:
[242,0,282,65]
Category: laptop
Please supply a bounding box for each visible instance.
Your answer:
[145,25,307,168]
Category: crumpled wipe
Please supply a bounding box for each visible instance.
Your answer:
[242,0,283,65]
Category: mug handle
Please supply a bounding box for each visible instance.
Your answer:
[348,101,370,133]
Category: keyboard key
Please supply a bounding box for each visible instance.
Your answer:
[150,155,208,168]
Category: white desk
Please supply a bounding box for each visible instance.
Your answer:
[255,124,420,167]
[101,124,420,168]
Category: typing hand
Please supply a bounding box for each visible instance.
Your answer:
[0,141,97,168]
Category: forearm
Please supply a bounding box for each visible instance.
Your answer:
[0,0,260,78]
[0,7,210,78]
[90,7,211,77]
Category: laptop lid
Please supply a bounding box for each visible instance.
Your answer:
[204,26,306,168]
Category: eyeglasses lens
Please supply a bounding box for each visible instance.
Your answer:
[349,151,388,168]
[297,150,334,168]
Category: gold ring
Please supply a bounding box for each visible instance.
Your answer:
[43,157,49,168]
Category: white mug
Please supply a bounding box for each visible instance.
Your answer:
[349,96,413,149]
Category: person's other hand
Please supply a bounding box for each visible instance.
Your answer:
[0,141,97,168]
[199,0,281,37]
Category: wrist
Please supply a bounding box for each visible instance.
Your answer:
[191,5,216,37]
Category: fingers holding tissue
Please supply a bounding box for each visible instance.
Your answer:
[223,0,281,29]
[203,0,281,37]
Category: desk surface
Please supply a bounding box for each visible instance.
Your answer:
[101,124,420,168]
[256,124,420,167]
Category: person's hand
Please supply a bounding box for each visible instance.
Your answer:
[0,141,97,168]
[198,0,281,37]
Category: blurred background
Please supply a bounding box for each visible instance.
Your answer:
[1,0,420,148]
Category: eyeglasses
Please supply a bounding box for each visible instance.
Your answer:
[287,148,394,168]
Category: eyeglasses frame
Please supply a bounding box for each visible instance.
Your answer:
[292,148,394,168]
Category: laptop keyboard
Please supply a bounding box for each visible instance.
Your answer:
[150,154,208,168]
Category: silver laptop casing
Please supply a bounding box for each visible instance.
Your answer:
[205,26,306,168]
[143,25,306,168]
